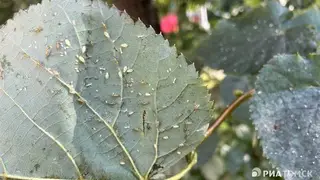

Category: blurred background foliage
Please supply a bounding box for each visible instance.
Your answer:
[1,0,320,179]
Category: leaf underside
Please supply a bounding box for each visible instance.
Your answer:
[250,54,320,179]
[0,0,212,179]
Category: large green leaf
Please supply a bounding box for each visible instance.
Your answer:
[0,0,213,179]
[194,1,318,75]
[284,6,320,31]
[250,54,320,179]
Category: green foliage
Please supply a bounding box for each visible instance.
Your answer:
[194,1,319,75]
[0,0,212,179]
[250,54,320,179]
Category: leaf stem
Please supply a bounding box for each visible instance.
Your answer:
[205,89,255,138]
[165,151,197,180]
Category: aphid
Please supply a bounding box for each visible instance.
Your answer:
[128,111,134,116]
[177,151,181,155]
[138,80,145,84]
[105,72,109,80]
[45,46,52,57]
[77,98,85,104]
[65,39,71,47]
[145,93,151,97]
[32,26,43,33]
[123,66,128,73]
[273,124,279,130]
[68,86,76,94]
[85,83,92,87]
[82,46,87,54]
[172,125,179,128]
[118,71,122,78]
[120,161,125,165]
[102,22,107,31]
[56,41,61,50]
[102,23,111,38]
[173,78,177,84]
[104,32,110,38]
[163,136,169,140]
[0,69,3,80]
[112,93,120,97]
[194,103,200,111]
[121,43,128,48]
[142,110,146,133]
[76,55,85,64]
[142,110,146,120]
[23,53,30,59]
[127,69,133,73]
[74,67,80,73]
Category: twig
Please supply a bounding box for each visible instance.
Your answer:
[205,89,255,138]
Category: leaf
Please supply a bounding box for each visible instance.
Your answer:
[250,54,320,179]
[194,1,319,75]
[284,6,320,31]
[195,131,219,167]
[219,75,255,122]
[0,0,213,179]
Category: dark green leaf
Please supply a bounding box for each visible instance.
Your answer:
[250,54,320,179]
[194,1,318,75]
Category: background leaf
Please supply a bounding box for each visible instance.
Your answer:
[194,1,318,75]
[250,54,320,179]
[0,0,212,179]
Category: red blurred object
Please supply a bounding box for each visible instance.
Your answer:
[160,13,179,34]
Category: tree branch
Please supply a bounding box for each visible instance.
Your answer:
[205,89,255,138]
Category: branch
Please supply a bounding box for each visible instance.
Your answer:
[205,89,255,138]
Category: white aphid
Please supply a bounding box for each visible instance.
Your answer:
[121,43,128,48]
[82,46,86,54]
[118,71,122,78]
[123,66,128,73]
[105,72,109,80]
[65,39,71,47]
[76,55,85,64]
[104,31,110,38]
[172,125,179,128]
